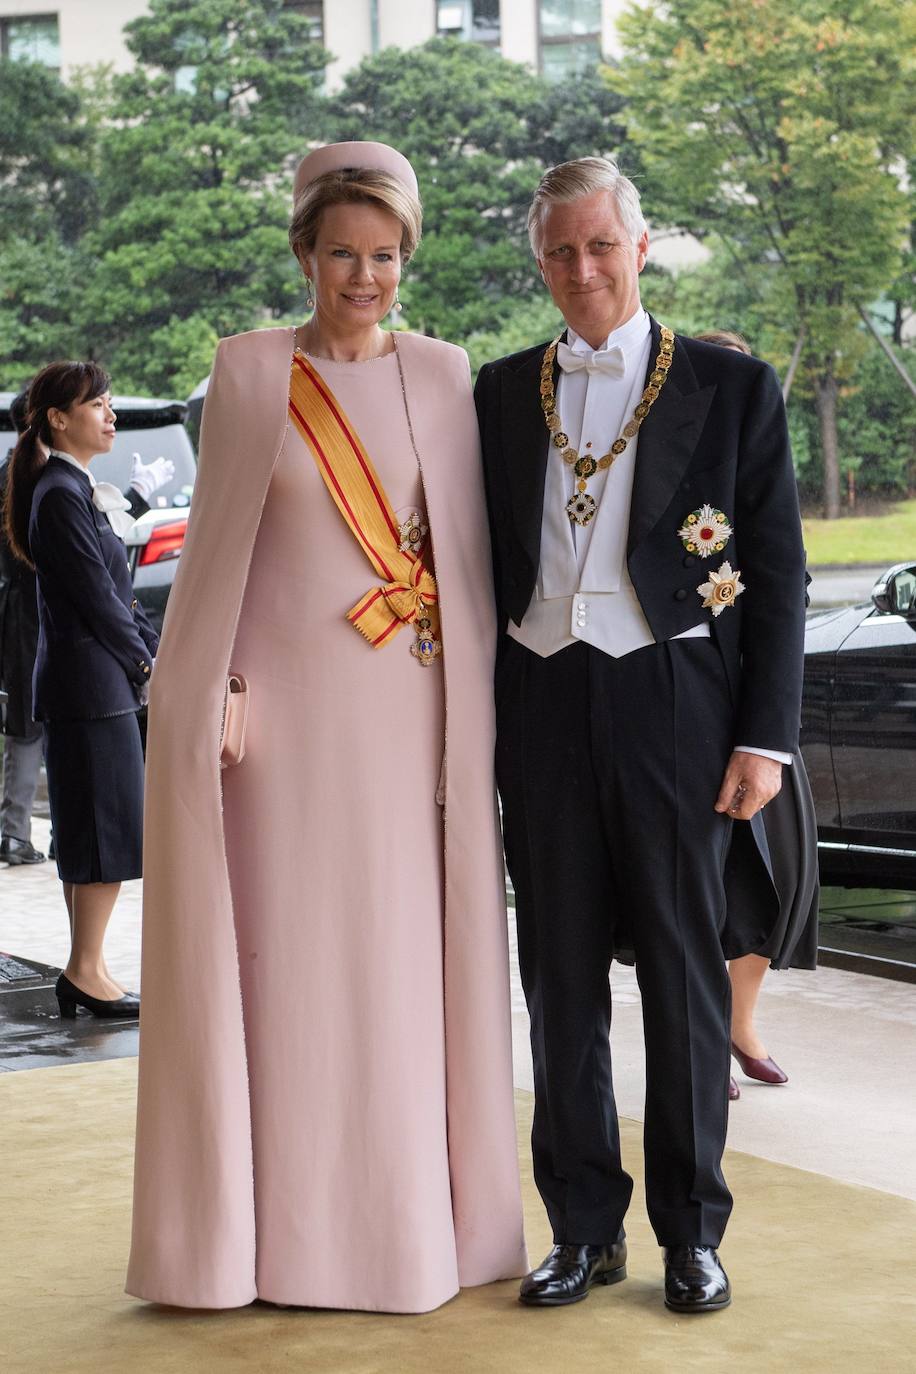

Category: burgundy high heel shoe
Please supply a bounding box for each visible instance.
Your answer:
[728,1076,740,1100]
[731,1041,787,1085]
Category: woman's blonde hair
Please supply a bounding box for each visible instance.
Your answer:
[694,329,752,356]
[289,167,423,265]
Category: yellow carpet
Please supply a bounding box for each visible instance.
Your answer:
[2,1059,911,1374]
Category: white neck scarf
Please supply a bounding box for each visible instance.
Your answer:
[49,449,135,538]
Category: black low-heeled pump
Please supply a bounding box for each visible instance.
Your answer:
[55,972,140,1020]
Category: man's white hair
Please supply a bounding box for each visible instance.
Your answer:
[527,157,647,256]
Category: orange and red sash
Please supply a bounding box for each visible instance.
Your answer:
[288,350,439,653]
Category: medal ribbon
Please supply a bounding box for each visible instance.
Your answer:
[288,351,438,649]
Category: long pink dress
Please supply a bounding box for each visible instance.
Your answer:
[127,328,526,1314]
[224,353,452,1310]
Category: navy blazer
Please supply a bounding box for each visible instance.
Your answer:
[475,317,807,754]
[29,456,158,722]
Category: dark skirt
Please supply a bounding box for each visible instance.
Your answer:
[43,712,145,884]
[715,752,819,970]
[754,751,819,969]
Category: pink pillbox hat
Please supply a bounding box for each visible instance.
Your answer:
[293,141,419,204]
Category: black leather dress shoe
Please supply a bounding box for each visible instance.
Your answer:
[663,1246,731,1313]
[519,1241,627,1306]
[55,972,140,1020]
[0,835,46,865]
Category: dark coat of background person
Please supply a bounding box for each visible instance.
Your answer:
[29,456,157,722]
[0,454,41,740]
[1,453,150,737]
[476,318,811,968]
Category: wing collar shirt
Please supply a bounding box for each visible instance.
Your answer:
[506,309,791,764]
[509,306,708,659]
[49,449,135,538]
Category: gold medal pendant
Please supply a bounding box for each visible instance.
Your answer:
[410,614,441,666]
[539,327,675,526]
[566,491,597,526]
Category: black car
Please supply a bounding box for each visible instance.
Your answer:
[0,392,195,633]
[802,561,916,889]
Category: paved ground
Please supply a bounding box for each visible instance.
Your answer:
[3,813,914,1201]
[806,564,886,607]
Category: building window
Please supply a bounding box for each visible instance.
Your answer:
[437,0,500,47]
[541,36,601,80]
[540,0,601,38]
[539,0,601,80]
[288,1,324,44]
[0,13,60,72]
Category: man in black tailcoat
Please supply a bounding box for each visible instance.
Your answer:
[475,159,806,1313]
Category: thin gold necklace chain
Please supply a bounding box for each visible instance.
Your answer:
[392,336,422,470]
[540,325,675,526]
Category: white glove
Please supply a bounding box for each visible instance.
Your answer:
[130,453,175,501]
[135,658,155,708]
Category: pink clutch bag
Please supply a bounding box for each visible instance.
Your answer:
[220,674,249,768]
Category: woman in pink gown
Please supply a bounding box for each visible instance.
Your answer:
[127,143,527,1313]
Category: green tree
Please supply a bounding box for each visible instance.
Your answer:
[328,39,626,342]
[640,245,916,504]
[836,342,916,499]
[612,0,914,516]
[887,156,916,345]
[464,295,565,377]
[638,247,798,369]
[638,247,826,494]
[0,59,99,384]
[83,0,328,394]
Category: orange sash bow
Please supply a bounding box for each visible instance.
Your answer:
[288,350,439,654]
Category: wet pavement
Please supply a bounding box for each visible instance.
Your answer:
[819,887,916,972]
[3,812,915,1055]
[807,565,886,608]
[3,818,915,1196]
[0,954,138,1072]
[1,817,142,1071]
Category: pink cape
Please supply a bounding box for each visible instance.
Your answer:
[126,328,527,1309]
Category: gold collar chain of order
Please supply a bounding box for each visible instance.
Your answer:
[539,325,676,526]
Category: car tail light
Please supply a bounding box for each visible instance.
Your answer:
[138,520,187,565]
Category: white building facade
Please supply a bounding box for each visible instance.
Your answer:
[0,1,629,85]
[0,0,147,77]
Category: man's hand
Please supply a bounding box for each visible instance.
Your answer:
[714,750,782,820]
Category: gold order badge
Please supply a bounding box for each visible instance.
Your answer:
[539,325,676,527]
[410,613,442,665]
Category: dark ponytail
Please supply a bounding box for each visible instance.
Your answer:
[2,360,110,567]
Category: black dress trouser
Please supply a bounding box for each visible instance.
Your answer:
[496,636,735,1248]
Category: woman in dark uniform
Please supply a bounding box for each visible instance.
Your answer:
[695,332,819,1098]
[2,360,158,1018]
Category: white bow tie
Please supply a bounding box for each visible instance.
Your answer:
[556,341,627,379]
[92,483,135,538]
